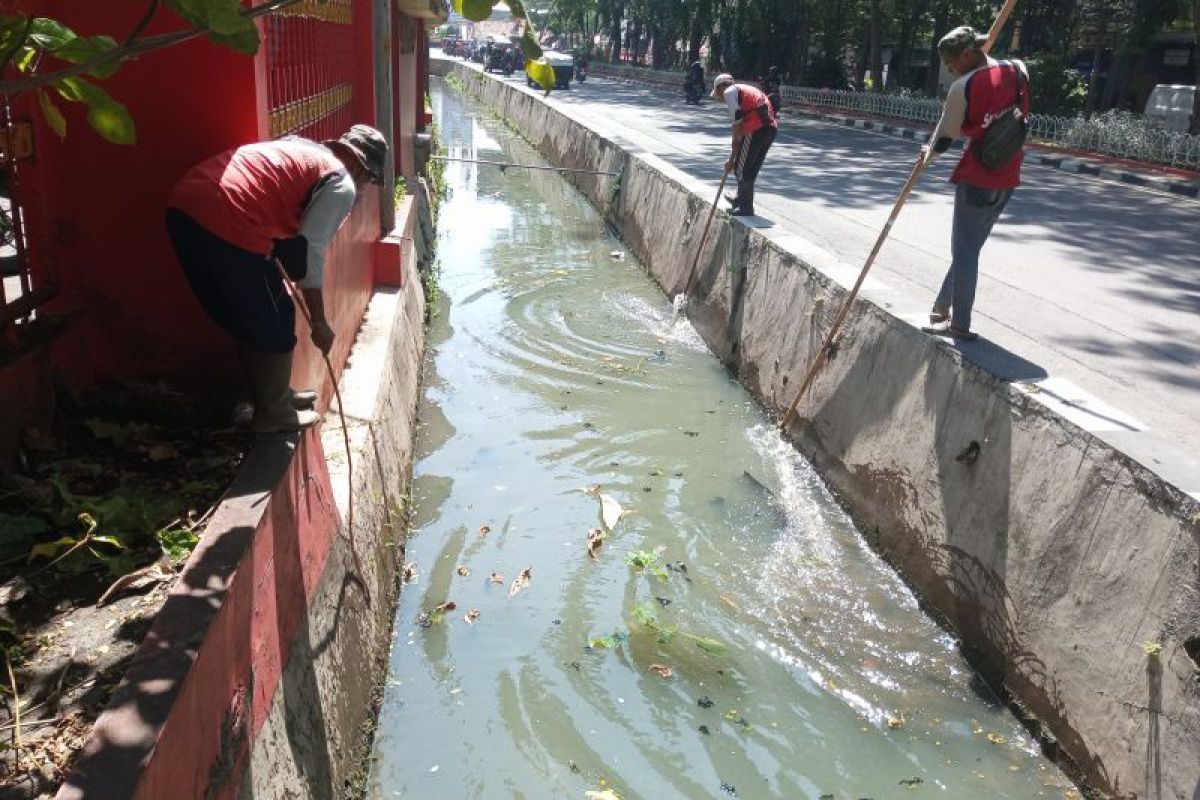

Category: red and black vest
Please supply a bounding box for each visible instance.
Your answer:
[735,84,778,135]
[169,139,346,255]
[952,61,1029,189]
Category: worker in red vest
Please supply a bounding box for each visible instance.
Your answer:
[711,73,778,217]
[166,125,387,433]
[921,26,1029,341]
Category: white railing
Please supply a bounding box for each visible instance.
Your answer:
[591,63,1200,171]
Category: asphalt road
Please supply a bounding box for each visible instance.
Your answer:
[443,59,1200,493]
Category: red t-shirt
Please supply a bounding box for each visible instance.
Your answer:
[169,139,346,255]
[952,61,1029,189]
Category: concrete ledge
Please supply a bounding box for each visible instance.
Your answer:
[436,59,1200,799]
[57,203,429,799]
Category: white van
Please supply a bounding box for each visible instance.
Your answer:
[1143,84,1196,133]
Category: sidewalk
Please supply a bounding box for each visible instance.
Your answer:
[448,56,1200,497]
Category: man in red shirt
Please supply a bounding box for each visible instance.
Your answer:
[921,26,1029,341]
[712,73,778,217]
[167,125,387,432]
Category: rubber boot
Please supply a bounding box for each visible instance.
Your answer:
[289,388,318,409]
[730,184,755,216]
[244,349,320,433]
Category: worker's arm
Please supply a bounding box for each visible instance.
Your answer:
[294,170,357,353]
[922,77,967,164]
[724,87,744,171]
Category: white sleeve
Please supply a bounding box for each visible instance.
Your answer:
[927,77,968,160]
[725,86,740,117]
[296,170,356,289]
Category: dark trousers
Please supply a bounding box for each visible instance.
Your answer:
[166,208,297,354]
[734,125,776,212]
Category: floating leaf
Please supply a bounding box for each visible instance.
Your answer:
[683,633,727,656]
[899,777,924,788]
[479,525,491,536]
[633,601,658,628]
[584,526,606,560]
[585,790,621,800]
[464,608,480,625]
[648,664,673,679]
[719,593,740,612]
[508,566,532,598]
[489,571,505,584]
[986,732,1007,745]
[403,563,418,582]
[598,493,625,532]
[456,565,471,577]
[590,631,624,649]
[887,712,906,729]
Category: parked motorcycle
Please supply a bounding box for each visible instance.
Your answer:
[576,60,588,83]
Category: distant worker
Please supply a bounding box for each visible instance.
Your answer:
[166,125,388,432]
[684,60,705,105]
[712,73,778,217]
[921,26,1029,341]
[760,65,782,115]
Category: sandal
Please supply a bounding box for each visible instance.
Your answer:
[921,322,978,341]
[928,305,950,325]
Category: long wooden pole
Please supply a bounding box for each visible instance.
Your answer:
[275,262,372,607]
[778,157,925,429]
[778,0,1018,431]
[679,166,732,302]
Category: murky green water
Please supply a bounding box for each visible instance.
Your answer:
[368,81,1070,800]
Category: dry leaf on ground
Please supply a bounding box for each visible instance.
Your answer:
[508,567,532,598]
[97,562,172,606]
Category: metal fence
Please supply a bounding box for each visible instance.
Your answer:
[591,63,1200,171]
[263,0,357,141]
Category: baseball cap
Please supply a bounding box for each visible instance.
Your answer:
[711,73,734,98]
[331,124,388,184]
[938,26,988,56]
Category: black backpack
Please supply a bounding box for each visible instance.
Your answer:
[976,62,1029,170]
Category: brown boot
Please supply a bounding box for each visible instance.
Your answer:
[243,348,320,433]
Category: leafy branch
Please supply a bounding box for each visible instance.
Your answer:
[0,0,304,144]
[450,0,558,91]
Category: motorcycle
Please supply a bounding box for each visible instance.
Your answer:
[576,61,588,83]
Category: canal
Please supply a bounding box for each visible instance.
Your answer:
[368,79,1071,799]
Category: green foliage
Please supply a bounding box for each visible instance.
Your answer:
[157,526,199,563]
[1024,55,1088,116]
[164,0,260,54]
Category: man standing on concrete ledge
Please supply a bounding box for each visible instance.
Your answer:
[166,125,388,433]
[921,26,1029,342]
[712,74,778,217]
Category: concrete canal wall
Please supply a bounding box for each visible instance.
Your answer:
[435,60,1200,799]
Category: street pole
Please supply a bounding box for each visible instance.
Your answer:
[373,0,397,234]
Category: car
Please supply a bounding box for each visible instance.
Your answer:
[1143,84,1196,133]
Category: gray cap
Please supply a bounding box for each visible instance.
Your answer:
[938,26,988,56]
[332,124,387,184]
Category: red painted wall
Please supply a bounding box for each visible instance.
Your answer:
[16,1,384,408]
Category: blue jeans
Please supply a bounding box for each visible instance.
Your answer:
[935,182,1013,332]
